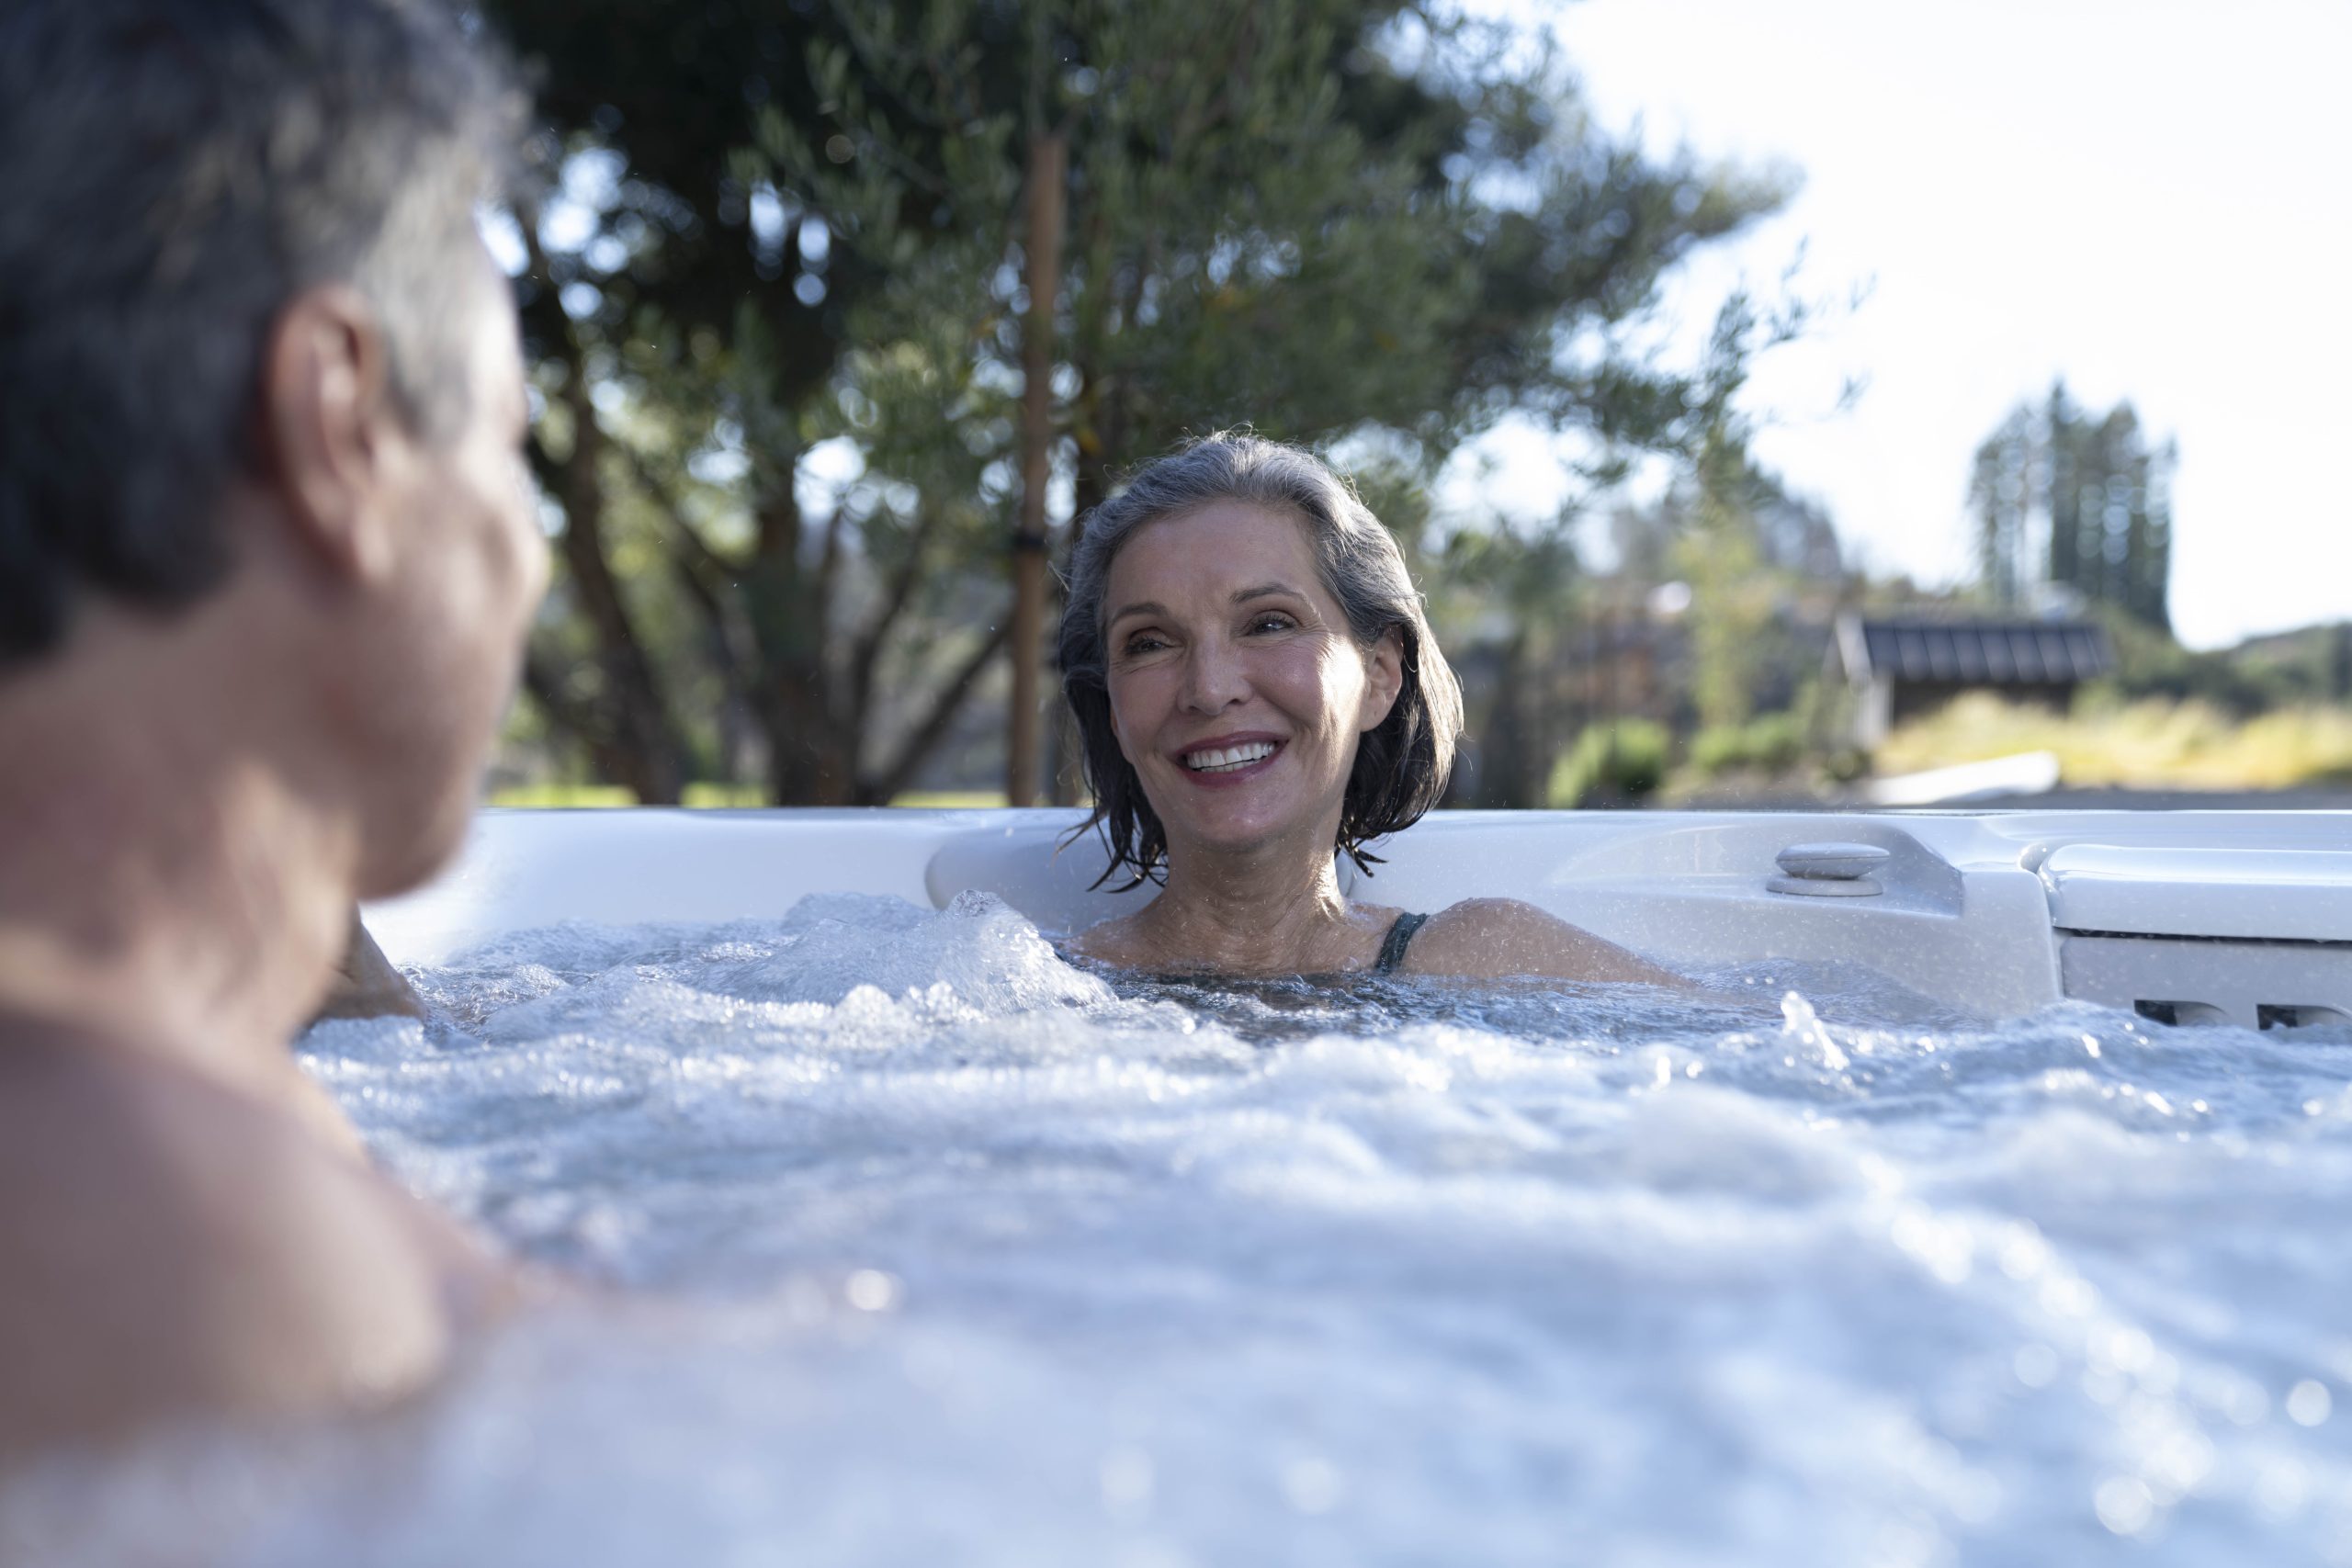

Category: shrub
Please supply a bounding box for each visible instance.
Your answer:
[1689,712,1806,777]
[1873,692,2352,789]
[1547,719,1670,807]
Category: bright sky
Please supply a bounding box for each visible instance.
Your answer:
[1453,0,2352,649]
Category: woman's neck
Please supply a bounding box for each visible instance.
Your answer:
[1133,827,1383,974]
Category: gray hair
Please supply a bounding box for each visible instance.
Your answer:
[1058,432,1464,888]
[0,0,525,663]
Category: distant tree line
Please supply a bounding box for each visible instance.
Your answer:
[1971,380,2173,630]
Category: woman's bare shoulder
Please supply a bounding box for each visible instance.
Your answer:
[1066,910,1152,968]
[1403,897,1686,986]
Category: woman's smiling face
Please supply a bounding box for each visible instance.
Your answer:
[1102,502,1401,861]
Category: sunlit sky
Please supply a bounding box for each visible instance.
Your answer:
[1449,0,2352,649]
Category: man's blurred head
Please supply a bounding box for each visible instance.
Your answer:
[0,0,547,894]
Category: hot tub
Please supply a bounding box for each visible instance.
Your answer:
[10,807,2351,1566]
[370,807,2352,1027]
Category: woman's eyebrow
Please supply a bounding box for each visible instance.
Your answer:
[1111,584,1302,626]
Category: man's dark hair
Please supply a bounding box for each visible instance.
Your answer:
[1058,432,1465,891]
[0,0,524,663]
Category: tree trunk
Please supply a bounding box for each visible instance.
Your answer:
[548,371,688,804]
[1008,130,1068,807]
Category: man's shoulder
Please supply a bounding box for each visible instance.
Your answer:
[0,1033,456,1456]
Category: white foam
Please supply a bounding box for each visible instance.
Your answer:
[10,892,2352,1566]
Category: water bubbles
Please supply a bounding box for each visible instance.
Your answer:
[1887,1201,1973,1285]
[1278,1455,1345,1516]
[2093,1324,2156,1377]
[1100,1447,1155,1518]
[241,901,2352,1566]
[1851,1152,1905,1199]
[2255,1455,2311,1520]
[2082,1366,2131,1406]
[1780,991,1849,1071]
[2287,1380,2334,1427]
[2095,1474,2158,1536]
[844,1269,899,1313]
[2038,1274,2100,1319]
[2143,1426,2215,1501]
[1994,1224,2049,1281]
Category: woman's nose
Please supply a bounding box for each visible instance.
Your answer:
[1178,638,1250,713]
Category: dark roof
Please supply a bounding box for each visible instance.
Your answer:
[1842,617,2112,686]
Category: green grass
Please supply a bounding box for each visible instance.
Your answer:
[487,783,639,808]
[682,783,769,807]
[1875,693,2352,789]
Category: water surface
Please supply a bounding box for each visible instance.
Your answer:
[9,891,2351,1566]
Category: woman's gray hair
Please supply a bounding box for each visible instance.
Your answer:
[1058,432,1464,889]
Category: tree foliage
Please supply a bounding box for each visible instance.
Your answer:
[481,0,1792,801]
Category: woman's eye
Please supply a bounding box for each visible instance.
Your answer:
[1123,634,1168,656]
[1249,614,1296,634]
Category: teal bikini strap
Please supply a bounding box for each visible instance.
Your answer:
[1373,911,1430,976]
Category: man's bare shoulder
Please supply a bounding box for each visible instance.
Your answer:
[1404,898,1688,987]
[0,1032,458,1459]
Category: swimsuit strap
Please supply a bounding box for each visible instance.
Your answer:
[1373,911,1430,976]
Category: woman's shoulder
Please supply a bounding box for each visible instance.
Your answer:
[1065,910,1152,968]
[1400,897,1555,967]
[1401,897,1684,986]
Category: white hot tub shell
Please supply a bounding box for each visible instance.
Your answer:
[366,807,2352,1028]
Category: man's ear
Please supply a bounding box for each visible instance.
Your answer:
[1359,626,1405,733]
[256,286,401,585]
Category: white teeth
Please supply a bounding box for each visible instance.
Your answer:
[1183,741,1277,773]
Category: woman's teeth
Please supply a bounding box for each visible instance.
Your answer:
[1184,741,1277,773]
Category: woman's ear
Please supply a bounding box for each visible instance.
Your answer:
[1358,627,1405,733]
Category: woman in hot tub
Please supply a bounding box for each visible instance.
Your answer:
[1059,432,1683,984]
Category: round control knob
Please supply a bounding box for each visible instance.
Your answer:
[1769,841,1888,897]
[1775,842,1890,880]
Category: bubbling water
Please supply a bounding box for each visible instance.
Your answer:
[9,890,2352,1566]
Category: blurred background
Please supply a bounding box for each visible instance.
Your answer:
[476,0,2352,814]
